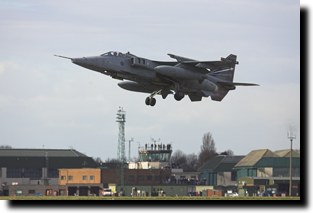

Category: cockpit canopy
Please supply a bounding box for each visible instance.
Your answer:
[101,51,133,57]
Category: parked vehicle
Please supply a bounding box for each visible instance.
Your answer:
[102,188,113,196]
[225,192,239,197]
[225,190,239,197]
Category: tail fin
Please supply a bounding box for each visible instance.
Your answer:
[221,54,238,65]
[210,54,259,101]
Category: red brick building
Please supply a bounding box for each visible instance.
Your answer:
[101,168,171,186]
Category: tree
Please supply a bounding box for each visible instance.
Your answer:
[102,158,122,168]
[220,149,234,156]
[171,150,198,171]
[93,157,103,164]
[198,132,217,168]
[170,149,187,169]
[185,153,198,171]
[0,145,12,149]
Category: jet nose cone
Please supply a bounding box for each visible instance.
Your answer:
[71,57,86,66]
[71,56,101,72]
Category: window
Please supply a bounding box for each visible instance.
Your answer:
[7,168,23,178]
[147,175,152,181]
[137,175,144,181]
[24,168,42,179]
[90,175,95,181]
[60,176,66,180]
[48,168,59,178]
[7,168,42,179]
[128,175,135,182]
[82,175,87,181]
[68,176,73,181]
[231,171,237,181]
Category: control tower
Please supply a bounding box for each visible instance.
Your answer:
[129,140,172,169]
[139,143,172,162]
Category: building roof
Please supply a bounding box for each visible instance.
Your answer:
[0,148,98,168]
[235,149,279,168]
[198,155,244,172]
[274,149,300,157]
[235,149,300,167]
[0,148,87,157]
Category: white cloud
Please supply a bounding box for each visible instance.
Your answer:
[0,61,18,76]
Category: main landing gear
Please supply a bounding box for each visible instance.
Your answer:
[145,89,171,106]
[174,91,185,101]
[145,90,162,106]
[145,89,185,106]
[145,96,156,106]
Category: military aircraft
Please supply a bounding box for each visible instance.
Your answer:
[55,51,258,106]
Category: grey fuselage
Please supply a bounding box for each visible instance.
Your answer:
[57,51,258,106]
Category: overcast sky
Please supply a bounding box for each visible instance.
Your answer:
[0,0,300,160]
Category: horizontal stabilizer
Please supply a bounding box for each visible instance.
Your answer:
[232,82,259,86]
[218,81,259,87]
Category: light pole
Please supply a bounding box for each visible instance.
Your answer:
[287,130,296,196]
[128,138,134,162]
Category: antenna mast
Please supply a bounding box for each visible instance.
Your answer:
[116,107,126,162]
[287,127,296,197]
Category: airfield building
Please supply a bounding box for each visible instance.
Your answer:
[234,149,300,196]
[198,155,244,187]
[0,148,98,196]
[58,168,102,196]
[128,142,172,169]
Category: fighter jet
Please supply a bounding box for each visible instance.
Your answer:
[55,51,258,106]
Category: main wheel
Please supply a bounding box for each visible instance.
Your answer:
[174,92,185,101]
[149,98,156,106]
[145,97,156,106]
[145,97,151,105]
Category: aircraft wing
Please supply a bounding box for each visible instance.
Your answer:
[168,53,238,72]
[167,53,195,62]
[180,60,235,72]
